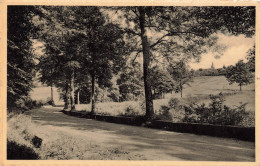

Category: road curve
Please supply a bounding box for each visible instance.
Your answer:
[27,107,255,161]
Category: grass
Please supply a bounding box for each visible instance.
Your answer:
[7,113,146,160]
[75,76,255,115]
[76,100,145,116]
[30,76,254,126]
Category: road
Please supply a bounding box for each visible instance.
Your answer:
[27,106,255,161]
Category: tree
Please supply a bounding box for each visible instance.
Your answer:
[225,60,254,91]
[7,6,39,109]
[117,62,143,101]
[168,61,192,98]
[150,65,174,99]
[35,7,126,112]
[81,20,126,114]
[246,44,255,72]
[112,6,255,121]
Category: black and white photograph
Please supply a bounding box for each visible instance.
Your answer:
[3,3,257,162]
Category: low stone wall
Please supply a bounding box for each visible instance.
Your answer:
[62,111,255,142]
[150,120,255,142]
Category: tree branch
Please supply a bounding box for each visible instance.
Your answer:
[150,32,174,48]
[131,50,142,64]
[150,31,206,49]
[123,28,140,36]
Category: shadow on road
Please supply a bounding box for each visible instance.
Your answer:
[26,107,255,161]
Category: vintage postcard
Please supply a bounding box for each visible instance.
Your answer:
[0,0,259,166]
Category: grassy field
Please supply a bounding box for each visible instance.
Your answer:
[75,76,255,114]
[30,76,255,124]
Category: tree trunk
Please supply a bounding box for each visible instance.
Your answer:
[138,7,154,121]
[77,90,80,104]
[180,84,183,98]
[90,73,95,114]
[64,82,69,110]
[70,70,75,111]
[50,85,55,106]
[180,81,183,98]
[240,83,242,91]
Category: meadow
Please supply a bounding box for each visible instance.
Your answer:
[74,76,255,114]
[30,76,255,126]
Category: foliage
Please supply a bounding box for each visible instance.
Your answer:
[36,6,127,112]
[155,97,185,121]
[168,61,193,97]
[193,68,225,76]
[183,93,249,126]
[7,140,40,159]
[114,6,255,120]
[117,62,143,101]
[107,87,121,102]
[246,45,255,72]
[156,105,172,121]
[122,105,142,117]
[150,65,174,99]
[168,97,183,110]
[7,6,38,109]
[225,60,254,91]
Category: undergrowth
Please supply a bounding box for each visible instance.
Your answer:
[7,113,146,160]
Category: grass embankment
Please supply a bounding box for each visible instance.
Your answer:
[7,113,146,160]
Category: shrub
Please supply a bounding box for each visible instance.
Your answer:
[139,99,146,112]
[168,97,182,110]
[183,93,249,126]
[156,105,172,121]
[40,137,87,160]
[122,105,140,116]
[239,111,255,127]
[46,97,54,105]
[7,140,40,159]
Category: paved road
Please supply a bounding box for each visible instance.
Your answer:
[27,107,255,161]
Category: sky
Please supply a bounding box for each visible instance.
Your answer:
[189,33,255,70]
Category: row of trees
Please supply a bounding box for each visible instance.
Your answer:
[8,6,255,121]
[193,47,255,77]
[36,7,126,113]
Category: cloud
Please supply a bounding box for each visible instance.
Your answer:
[189,34,255,69]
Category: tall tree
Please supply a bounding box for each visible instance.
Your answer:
[84,22,126,114]
[112,6,255,121]
[7,6,39,109]
[168,61,192,98]
[225,60,254,91]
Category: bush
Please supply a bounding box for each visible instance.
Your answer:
[168,97,182,110]
[11,97,44,111]
[46,97,54,105]
[7,140,40,159]
[139,99,146,112]
[156,105,172,121]
[183,93,249,126]
[122,105,141,116]
[239,111,255,127]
